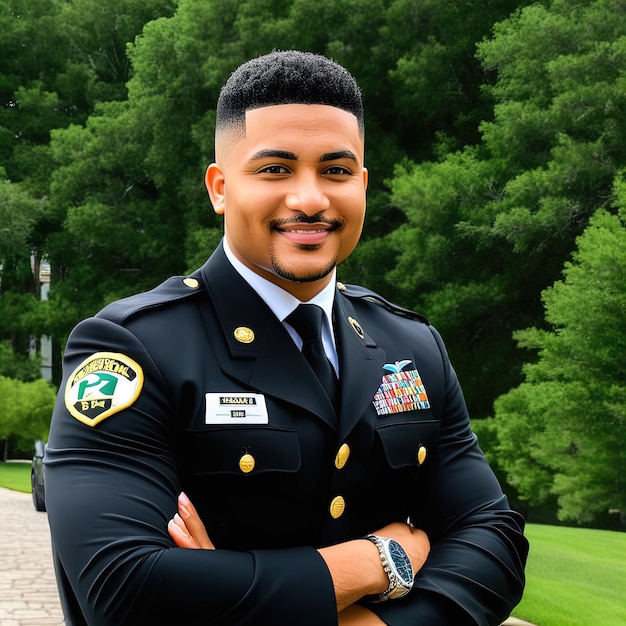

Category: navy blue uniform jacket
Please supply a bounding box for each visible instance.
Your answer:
[45,243,527,625]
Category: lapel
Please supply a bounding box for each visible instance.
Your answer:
[198,245,337,430]
[333,293,387,440]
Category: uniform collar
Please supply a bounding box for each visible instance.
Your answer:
[223,238,338,367]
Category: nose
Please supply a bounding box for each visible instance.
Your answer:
[284,172,330,215]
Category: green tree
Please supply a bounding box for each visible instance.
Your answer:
[490,178,626,525]
[0,375,56,460]
[0,0,176,379]
[0,341,41,382]
[46,0,530,330]
[373,0,626,416]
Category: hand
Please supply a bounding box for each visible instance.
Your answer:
[371,521,430,580]
[167,492,215,549]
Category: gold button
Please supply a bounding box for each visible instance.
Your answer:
[234,327,255,344]
[239,453,255,473]
[337,282,346,291]
[329,496,345,519]
[335,443,350,469]
[417,446,427,465]
[183,278,199,289]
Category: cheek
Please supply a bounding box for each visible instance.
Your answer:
[225,190,269,226]
[337,196,366,260]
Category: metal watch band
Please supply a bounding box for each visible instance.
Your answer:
[365,534,413,602]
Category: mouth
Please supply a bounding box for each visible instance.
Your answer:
[271,216,343,246]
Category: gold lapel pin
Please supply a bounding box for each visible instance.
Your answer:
[234,327,255,344]
[348,316,365,339]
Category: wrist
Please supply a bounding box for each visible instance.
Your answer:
[364,534,414,602]
[317,538,390,611]
[359,538,390,596]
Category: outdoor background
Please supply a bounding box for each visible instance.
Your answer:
[1,0,625,533]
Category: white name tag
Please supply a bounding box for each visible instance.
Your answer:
[205,393,269,424]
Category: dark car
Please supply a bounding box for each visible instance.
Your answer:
[31,439,46,511]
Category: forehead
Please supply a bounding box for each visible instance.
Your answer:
[217,103,364,161]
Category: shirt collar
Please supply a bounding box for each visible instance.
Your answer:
[222,237,337,325]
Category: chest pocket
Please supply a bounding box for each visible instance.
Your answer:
[376,419,440,470]
[179,425,303,550]
[183,425,301,476]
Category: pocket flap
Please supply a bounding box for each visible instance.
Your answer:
[376,420,440,469]
[184,426,301,475]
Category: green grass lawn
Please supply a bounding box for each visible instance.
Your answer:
[512,523,626,626]
[1,461,624,625]
[0,460,31,492]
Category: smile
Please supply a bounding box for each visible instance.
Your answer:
[287,228,328,234]
[277,226,332,245]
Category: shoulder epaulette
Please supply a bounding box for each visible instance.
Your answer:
[97,275,205,324]
[337,282,429,325]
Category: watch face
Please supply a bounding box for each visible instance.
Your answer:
[389,540,413,584]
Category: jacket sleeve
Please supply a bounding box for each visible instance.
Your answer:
[45,317,337,626]
[370,326,528,626]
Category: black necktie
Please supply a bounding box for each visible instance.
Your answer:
[287,304,339,408]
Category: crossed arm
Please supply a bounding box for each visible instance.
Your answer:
[168,492,431,624]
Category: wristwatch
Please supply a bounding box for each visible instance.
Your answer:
[365,534,414,602]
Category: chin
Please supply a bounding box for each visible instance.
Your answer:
[272,258,337,284]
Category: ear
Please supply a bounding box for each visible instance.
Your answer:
[205,163,225,215]
[362,167,369,191]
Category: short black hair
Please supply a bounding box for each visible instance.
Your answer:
[216,50,364,136]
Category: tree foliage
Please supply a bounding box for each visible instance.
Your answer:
[1,0,625,524]
[368,0,626,416]
[0,374,56,458]
[489,179,626,525]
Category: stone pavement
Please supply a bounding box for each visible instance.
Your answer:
[0,487,64,626]
[0,486,533,626]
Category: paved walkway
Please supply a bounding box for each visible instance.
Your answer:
[0,487,63,625]
[0,486,534,626]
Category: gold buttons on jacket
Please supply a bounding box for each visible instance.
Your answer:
[239,453,255,473]
[417,445,427,466]
[183,278,199,289]
[335,443,350,469]
[330,496,345,519]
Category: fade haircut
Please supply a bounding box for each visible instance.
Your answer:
[216,50,364,138]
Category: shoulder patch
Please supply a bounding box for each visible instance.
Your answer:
[338,283,429,324]
[65,352,144,427]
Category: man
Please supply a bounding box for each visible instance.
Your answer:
[45,50,527,625]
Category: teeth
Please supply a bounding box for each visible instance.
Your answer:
[289,229,326,233]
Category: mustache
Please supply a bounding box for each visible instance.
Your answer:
[270,214,345,230]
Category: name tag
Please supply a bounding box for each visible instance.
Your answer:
[205,393,269,424]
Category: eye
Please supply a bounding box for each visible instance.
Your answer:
[257,164,290,174]
[323,165,352,176]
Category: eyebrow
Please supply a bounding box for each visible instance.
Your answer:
[248,149,358,163]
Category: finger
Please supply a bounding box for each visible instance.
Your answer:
[173,513,189,534]
[168,518,199,549]
[180,491,201,518]
[178,492,215,549]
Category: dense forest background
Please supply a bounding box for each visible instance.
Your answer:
[0,0,624,528]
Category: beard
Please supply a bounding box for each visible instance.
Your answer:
[268,243,339,283]
[267,213,344,283]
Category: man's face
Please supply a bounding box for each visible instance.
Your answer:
[206,104,368,300]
